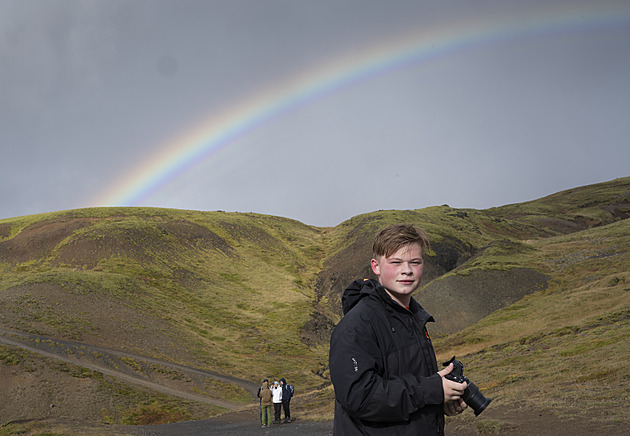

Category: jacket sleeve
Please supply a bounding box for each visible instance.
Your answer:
[329,310,443,422]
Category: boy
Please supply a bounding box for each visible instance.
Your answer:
[329,224,467,435]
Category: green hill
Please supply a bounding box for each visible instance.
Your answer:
[0,177,628,434]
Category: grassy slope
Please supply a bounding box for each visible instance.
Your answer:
[299,177,630,427]
[0,177,629,430]
[2,208,330,374]
[0,208,330,424]
[432,218,629,430]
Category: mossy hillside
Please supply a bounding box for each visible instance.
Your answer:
[0,177,629,429]
[320,184,625,284]
[486,177,630,232]
[432,218,630,428]
[436,218,629,352]
[301,215,630,424]
[0,343,223,426]
[296,178,630,425]
[0,207,327,388]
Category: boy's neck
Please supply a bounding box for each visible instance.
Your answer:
[384,288,411,308]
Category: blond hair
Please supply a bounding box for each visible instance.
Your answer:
[372,224,430,259]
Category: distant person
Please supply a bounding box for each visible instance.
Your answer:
[257,378,269,425]
[280,377,294,423]
[272,380,283,423]
[258,380,273,428]
[329,224,468,435]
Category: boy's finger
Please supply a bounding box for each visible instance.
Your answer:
[437,363,453,376]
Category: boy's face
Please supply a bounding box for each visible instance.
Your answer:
[371,242,423,307]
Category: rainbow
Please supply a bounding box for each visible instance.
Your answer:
[94,5,629,207]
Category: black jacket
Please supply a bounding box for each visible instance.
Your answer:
[329,279,444,435]
[280,378,293,401]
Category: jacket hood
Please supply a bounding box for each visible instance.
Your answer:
[341,278,380,315]
[280,378,287,384]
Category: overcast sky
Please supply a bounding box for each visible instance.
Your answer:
[1,0,629,227]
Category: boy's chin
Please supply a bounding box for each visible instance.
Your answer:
[393,282,419,293]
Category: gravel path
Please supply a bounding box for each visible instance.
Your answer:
[124,409,332,436]
[127,420,333,436]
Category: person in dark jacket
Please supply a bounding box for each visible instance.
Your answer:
[329,224,468,435]
[280,377,293,423]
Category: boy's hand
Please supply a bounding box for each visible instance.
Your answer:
[444,398,467,416]
[438,363,468,402]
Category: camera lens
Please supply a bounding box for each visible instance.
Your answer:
[462,381,492,416]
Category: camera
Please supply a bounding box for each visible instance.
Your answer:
[443,356,492,416]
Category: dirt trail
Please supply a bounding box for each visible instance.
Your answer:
[0,328,258,409]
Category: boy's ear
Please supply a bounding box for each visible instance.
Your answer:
[371,258,380,276]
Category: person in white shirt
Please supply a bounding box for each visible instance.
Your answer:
[272,380,283,423]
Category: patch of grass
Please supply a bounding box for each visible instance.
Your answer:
[0,346,25,366]
[201,379,252,403]
[436,303,630,425]
[120,357,143,372]
[52,360,103,379]
[0,423,63,436]
[475,418,506,435]
[120,399,191,425]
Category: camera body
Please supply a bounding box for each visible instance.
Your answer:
[443,356,492,416]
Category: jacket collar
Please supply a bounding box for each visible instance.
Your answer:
[341,278,434,324]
